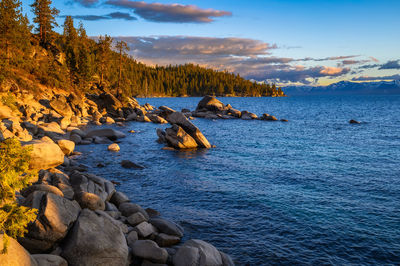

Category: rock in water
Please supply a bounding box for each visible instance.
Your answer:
[131,240,168,264]
[166,112,211,148]
[121,160,145,169]
[86,128,126,141]
[164,125,198,149]
[57,139,75,155]
[108,143,120,152]
[61,209,129,266]
[349,119,361,124]
[196,96,227,112]
[0,233,38,266]
[173,239,225,266]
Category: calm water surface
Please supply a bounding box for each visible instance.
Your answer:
[77,95,400,265]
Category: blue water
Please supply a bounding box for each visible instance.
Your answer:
[76,95,400,265]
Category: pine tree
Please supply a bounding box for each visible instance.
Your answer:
[30,0,59,46]
[0,0,31,68]
[63,16,78,81]
[115,40,129,98]
[0,138,37,254]
[96,35,113,85]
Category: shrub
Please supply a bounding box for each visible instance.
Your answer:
[0,138,37,253]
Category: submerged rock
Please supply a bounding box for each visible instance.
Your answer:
[349,119,361,124]
[121,160,144,169]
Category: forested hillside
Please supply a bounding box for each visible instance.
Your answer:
[0,0,285,98]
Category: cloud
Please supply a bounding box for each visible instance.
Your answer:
[379,60,400,70]
[65,12,137,21]
[110,35,351,85]
[115,36,276,60]
[105,0,231,23]
[69,0,99,7]
[351,74,400,81]
[299,55,359,62]
[369,56,379,62]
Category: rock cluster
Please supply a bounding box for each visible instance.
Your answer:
[190,95,287,122]
[156,108,212,150]
[3,162,234,266]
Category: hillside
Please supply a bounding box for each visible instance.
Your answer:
[0,2,284,98]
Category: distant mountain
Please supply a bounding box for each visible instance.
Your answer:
[283,80,400,95]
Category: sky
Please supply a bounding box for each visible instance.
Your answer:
[21,0,400,86]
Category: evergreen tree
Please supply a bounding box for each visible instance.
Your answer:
[0,0,31,68]
[0,138,37,254]
[63,16,78,80]
[96,35,113,84]
[30,0,59,46]
[115,40,129,98]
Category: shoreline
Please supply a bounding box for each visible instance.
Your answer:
[0,89,238,265]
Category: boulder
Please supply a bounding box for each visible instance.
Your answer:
[131,240,168,264]
[164,125,198,149]
[69,171,115,202]
[61,209,129,266]
[32,254,68,266]
[108,143,120,152]
[147,114,168,124]
[25,138,65,170]
[57,139,75,155]
[173,239,223,266]
[155,233,181,247]
[0,103,13,119]
[349,119,360,124]
[228,108,241,118]
[74,191,105,211]
[196,96,227,112]
[126,230,138,246]
[94,136,113,144]
[86,128,126,141]
[118,202,149,219]
[134,222,157,238]
[21,184,64,198]
[166,112,211,148]
[126,112,138,121]
[127,212,148,226]
[38,122,65,135]
[149,218,184,238]
[21,193,81,253]
[0,233,38,266]
[261,113,278,121]
[121,160,144,169]
[109,191,130,207]
[49,95,73,117]
[69,134,82,145]
[241,111,258,120]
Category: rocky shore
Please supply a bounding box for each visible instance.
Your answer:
[0,86,237,265]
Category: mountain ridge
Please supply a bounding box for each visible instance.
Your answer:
[283,80,400,95]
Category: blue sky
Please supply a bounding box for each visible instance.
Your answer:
[21,0,400,85]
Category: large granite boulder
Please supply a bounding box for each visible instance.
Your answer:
[86,128,126,141]
[196,96,227,112]
[131,240,168,264]
[166,112,211,148]
[0,103,14,119]
[21,193,81,253]
[149,218,184,238]
[173,239,232,266]
[49,95,73,117]
[61,209,129,266]
[74,191,105,211]
[69,171,115,202]
[24,138,65,170]
[0,233,38,266]
[32,254,68,266]
[164,125,198,149]
[57,139,75,155]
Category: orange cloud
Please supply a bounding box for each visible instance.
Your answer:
[320,66,345,75]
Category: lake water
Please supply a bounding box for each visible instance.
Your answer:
[76,95,400,265]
